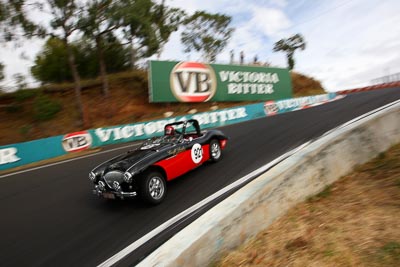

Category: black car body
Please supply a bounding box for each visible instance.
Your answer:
[89,119,228,204]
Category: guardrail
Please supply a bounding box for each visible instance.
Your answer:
[137,99,400,267]
[338,81,400,95]
[0,93,339,171]
[371,72,400,85]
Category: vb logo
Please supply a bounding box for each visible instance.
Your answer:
[62,131,92,152]
[264,101,278,116]
[170,62,216,102]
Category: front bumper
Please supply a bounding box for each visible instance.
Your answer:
[93,187,137,199]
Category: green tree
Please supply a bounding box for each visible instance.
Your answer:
[31,37,72,83]
[79,0,121,97]
[31,36,130,83]
[118,0,158,68]
[13,73,27,90]
[77,34,130,77]
[0,61,4,92]
[181,11,233,63]
[41,0,85,126]
[0,1,9,41]
[0,62,4,81]
[273,33,306,70]
[152,0,185,59]
[117,0,184,68]
[0,1,43,42]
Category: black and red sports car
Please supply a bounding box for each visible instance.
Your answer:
[89,119,228,204]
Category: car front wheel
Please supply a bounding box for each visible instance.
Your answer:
[140,171,166,205]
[210,139,222,162]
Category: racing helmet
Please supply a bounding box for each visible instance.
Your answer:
[165,125,175,135]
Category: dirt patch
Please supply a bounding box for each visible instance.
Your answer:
[215,143,400,267]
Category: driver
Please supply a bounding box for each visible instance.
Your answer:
[165,125,175,136]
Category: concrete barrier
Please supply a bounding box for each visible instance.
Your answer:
[137,100,400,267]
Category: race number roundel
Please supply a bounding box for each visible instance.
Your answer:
[191,143,203,164]
[170,62,217,102]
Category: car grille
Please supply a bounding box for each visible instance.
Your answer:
[103,170,124,188]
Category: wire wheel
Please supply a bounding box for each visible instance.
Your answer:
[210,139,222,162]
[148,176,164,200]
[140,171,166,204]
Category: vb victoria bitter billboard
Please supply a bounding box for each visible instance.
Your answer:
[149,60,293,102]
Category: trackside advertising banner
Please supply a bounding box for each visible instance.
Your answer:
[0,93,339,171]
[89,105,261,147]
[0,136,65,171]
[149,60,293,102]
[263,93,343,116]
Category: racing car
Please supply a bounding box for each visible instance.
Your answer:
[89,119,228,204]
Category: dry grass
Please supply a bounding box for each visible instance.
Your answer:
[215,143,400,267]
[291,72,325,96]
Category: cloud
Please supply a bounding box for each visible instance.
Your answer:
[248,6,292,38]
[286,0,400,91]
[270,0,288,8]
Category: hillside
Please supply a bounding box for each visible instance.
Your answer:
[0,70,325,146]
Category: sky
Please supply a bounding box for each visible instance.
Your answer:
[1,0,400,92]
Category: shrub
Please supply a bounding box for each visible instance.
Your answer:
[14,89,37,102]
[5,103,23,113]
[33,94,62,121]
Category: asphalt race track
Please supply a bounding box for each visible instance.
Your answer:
[1,87,399,267]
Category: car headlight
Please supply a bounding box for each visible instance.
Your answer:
[124,172,133,183]
[89,172,96,182]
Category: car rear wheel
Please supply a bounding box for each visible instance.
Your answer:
[140,171,166,205]
[210,139,222,162]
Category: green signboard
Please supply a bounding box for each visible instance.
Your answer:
[149,60,293,102]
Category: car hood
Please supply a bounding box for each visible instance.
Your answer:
[98,143,173,173]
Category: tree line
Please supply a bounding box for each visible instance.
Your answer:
[1,0,236,125]
[1,0,306,126]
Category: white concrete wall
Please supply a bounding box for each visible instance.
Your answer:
[138,100,400,267]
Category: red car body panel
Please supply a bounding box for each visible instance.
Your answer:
[154,144,211,181]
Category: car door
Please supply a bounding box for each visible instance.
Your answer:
[154,139,209,181]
